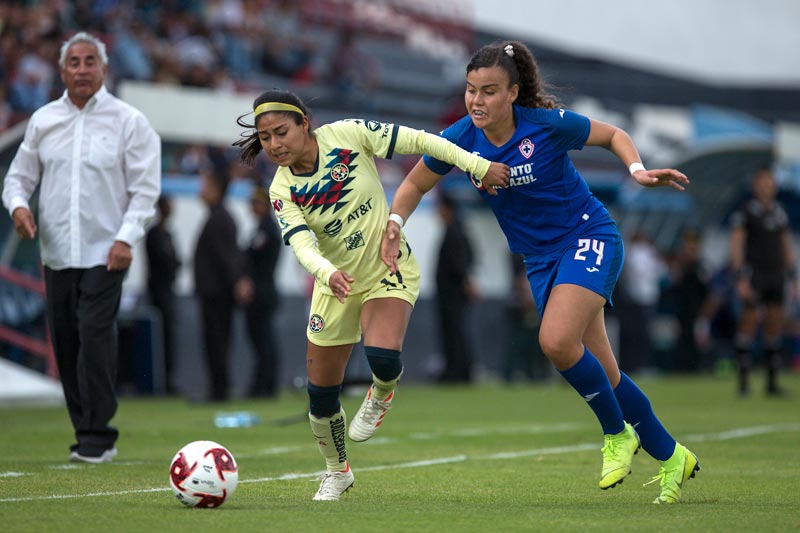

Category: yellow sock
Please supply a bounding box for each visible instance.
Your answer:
[371,371,401,401]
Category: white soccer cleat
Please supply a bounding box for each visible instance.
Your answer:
[69,447,118,464]
[348,387,394,442]
[313,465,355,501]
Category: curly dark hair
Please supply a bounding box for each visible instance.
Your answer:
[466,40,560,109]
[233,89,312,165]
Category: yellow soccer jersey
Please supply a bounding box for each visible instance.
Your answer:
[270,119,407,296]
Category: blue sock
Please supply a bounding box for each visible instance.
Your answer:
[307,382,342,418]
[364,346,403,382]
[559,349,625,435]
[614,372,675,461]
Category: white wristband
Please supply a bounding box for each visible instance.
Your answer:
[628,162,646,175]
[388,213,405,228]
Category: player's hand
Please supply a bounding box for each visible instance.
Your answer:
[329,270,354,303]
[381,221,402,273]
[633,168,690,191]
[11,207,37,239]
[106,240,133,271]
[480,162,510,196]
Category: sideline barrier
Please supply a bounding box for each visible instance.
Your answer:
[0,265,55,377]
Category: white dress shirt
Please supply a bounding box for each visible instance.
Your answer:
[2,85,161,269]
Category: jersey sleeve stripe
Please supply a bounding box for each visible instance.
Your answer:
[283,224,309,245]
[385,124,400,159]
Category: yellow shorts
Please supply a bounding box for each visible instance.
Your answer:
[306,249,420,346]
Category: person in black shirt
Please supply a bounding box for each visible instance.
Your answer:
[242,185,282,398]
[193,167,251,402]
[145,196,181,394]
[434,193,476,383]
[730,167,797,396]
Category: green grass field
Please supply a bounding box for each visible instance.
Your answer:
[1,373,799,532]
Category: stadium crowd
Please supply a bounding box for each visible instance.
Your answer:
[0,0,388,133]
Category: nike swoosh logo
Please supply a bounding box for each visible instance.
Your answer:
[583,392,599,402]
[586,267,600,273]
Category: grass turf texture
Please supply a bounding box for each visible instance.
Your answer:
[1,373,799,532]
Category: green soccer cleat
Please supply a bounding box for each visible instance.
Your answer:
[646,443,700,504]
[599,422,641,489]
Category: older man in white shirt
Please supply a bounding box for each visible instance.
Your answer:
[2,32,161,463]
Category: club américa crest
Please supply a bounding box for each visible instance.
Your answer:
[308,314,325,333]
[330,163,349,182]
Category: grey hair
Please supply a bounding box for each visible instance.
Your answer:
[58,32,108,68]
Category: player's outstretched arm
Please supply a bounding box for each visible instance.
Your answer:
[586,118,689,191]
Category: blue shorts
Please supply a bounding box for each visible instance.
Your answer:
[523,226,624,317]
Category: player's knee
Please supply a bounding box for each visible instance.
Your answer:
[364,346,402,381]
[307,381,342,418]
[538,329,577,364]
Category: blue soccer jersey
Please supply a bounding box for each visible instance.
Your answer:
[423,105,612,255]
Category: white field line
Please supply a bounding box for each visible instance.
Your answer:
[1,422,798,504]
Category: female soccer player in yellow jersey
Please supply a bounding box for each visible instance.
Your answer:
[235,89,510,501]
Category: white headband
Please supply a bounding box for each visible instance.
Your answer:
[504,44,514,58]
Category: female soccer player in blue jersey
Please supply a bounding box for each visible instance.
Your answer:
[235,89,509,501]
[382,41,700,504]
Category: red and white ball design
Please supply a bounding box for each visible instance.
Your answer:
[169,440,238,508]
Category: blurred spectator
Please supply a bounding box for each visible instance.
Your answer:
[786,300,800,374]
[150,52,182,85]
[193,165,251,402]
[109,17,155,81]
[260,0,315,80]
[696,264,738,375]
[729,167,798,396]
[241,184,282,398]
[8,46,55,114]
[324,31,383,111]
[616,231,666,373]
[502,253,548,383]
[204,0,262,78]
[667,229,709,373]
[145,196,182,395]
[174,22,218,88]
[434,193,476,383]
[437,87,468,129]
[177,144,214,175]
[0,86,13,132]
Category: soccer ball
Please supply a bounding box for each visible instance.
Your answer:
[169,440,238,508]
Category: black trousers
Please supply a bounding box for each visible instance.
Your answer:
[149,285,176,392]
[199,294,234,401]
[44,266,125,454]
[244,298,280,397]
[436,295,473,383]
